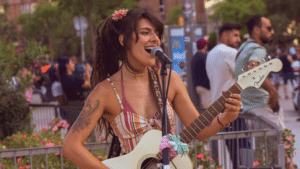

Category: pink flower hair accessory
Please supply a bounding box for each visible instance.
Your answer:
[112,9,128,21]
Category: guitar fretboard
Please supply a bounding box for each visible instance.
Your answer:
[156,83,242,160]
[179,83,243,144]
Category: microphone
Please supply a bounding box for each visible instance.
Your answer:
[151,46,172,64]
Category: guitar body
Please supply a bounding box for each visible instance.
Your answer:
[102,130,193,169]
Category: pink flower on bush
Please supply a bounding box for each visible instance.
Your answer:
[99,136,105,141]
[197,165,203,169]
[42,126,47,131]
[196,153,205,160]
[2,140,6,144]
[285,136,293,141]
[58,120,69,128]
[96,155,103,159]
[17,156,22,163]
[45,142,55,147]
[1,163,6,168]
[22,134,27,139]
[18,165,30,169]
[52,125,59,132]
[105,155,107,159]
[253,161,260,167]
[55,153,60,156]
[32,134,37,137]
[284,144,291,149]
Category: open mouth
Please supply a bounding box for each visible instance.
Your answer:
[145,49,151,54]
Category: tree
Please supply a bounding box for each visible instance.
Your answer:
[0,40,49,140]
[0,2,18,43]
[263,0,300,45]
[57,0,139,59]
[164,4,183,25]
[18,2,80,59]
[211,0,266,36]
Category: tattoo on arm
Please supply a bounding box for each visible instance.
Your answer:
[71,100,101,133]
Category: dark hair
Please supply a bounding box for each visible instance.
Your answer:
[247,15,264,35]
[58,57,70,77]
[219,23,241,37]
[48,64,59,82]
[91,8,164,141]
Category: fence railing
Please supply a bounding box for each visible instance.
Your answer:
[0,104,284,169]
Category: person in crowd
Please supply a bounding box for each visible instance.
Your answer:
[71,55,85,79]
[270,48,281,91]
[206,23,242,168]
[48,63,68,119]
[18,67,34,103]
[279,47,294,99]
[58,57,92,128]
[191,38,211,108]
[235,15,294,169]
[31,60,49,102]
[206,23,241,103]
[62,8,241,168]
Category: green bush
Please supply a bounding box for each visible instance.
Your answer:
[0,40,49,140]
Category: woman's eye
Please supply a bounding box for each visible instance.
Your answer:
[141,32,149,35]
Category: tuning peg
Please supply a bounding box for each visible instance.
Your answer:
[242,68,245,72]
[261,59,266,63]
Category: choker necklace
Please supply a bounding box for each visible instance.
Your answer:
[124,66,147,76]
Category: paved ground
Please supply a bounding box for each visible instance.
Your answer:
[278,81,300,167]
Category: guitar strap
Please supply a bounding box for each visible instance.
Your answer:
[235,39,258,61]
[107,134,121,159]
[108,67,171,159]
[148,67,171,134]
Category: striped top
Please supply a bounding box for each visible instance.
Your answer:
[105,70,176,154]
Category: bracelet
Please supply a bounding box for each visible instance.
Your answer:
[217,114,230,129]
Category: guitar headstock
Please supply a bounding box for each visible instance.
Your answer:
[237,58,282,90]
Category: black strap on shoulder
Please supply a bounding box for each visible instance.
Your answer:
[148,67,171,134]
[235,40,257,61]
[107,134,122,159]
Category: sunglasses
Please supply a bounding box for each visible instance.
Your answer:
[266,26,273,32]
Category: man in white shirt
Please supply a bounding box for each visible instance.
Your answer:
[206,23,241,103]
[206,23,242,168]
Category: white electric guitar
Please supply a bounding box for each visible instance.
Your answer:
[102,59,283,169]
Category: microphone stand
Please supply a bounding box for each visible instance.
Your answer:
[160,61,170,169]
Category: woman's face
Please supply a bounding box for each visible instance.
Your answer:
[126,18,161,68]
[66,59,75,73]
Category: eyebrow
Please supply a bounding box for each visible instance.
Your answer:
[139,27,158,32]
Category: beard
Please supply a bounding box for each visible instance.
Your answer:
[261,35,273,44]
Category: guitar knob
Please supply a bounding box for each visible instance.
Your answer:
[242,68,245,72]
[264,65,267,67]
[268,55,272,60]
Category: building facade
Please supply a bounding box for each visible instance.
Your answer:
[138,0,206,26]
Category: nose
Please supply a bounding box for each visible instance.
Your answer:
[150,32,160,43]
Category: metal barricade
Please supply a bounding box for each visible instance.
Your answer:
[189,111,284,169]
[0,143,109,169]
[30,104,84,132]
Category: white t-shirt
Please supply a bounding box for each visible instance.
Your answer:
[206,44,237,103]
[51,81,65,98]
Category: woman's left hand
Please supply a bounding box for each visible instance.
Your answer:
[220,91,242,124]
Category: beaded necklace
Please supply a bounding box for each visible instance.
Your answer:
[123,66,147,76]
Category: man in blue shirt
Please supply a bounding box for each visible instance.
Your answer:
[235,15,281,127]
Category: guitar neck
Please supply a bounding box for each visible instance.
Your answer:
[179,83,243,144]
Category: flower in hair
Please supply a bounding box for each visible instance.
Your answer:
[112,8,128,21]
